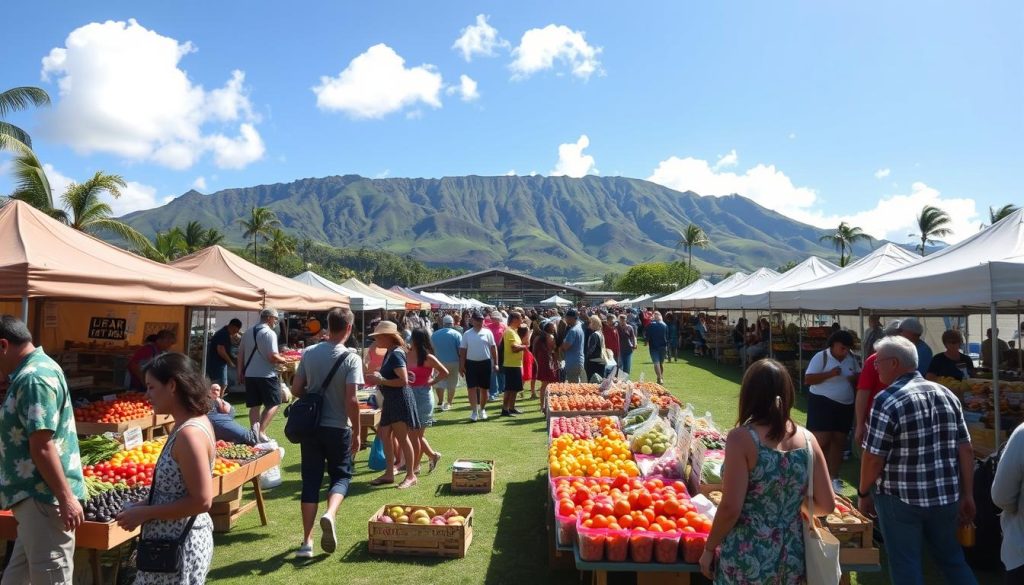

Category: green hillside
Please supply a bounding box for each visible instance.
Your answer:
[120,175,874,279]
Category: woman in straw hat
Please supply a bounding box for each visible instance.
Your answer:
[365,321,421,489]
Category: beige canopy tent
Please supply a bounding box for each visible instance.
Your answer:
[171,246,348,311]
[368,283,431,311]
[341,278,408,311]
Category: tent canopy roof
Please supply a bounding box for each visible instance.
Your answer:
[171,246,347,311]
[0,201,262,308]
[652,279,713,308]
[292,271,385,311]
[540,294,573,306]
[716,256,840,310]
[369,283,430,310]
[391,286,441,309]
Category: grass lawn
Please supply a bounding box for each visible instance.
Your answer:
[207,353,1004,585]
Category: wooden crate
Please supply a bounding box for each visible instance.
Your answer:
[840,546,880,565]
[218,448,281,492]
[75,416,154,436]
[824,495,873,549]
[0,512,141,551]
[211,486,243,514]
[451,460,494,494]
[368,504,474,558]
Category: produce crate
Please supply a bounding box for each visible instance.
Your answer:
[824,495,873,549]
[840,546,880,565]
[451,460,494,494]
[75,415,154,436]
[66,375,94,390]
[368,504,474,558]
[218,448,281,492]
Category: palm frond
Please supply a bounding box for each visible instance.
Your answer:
[0,120,33,151]
[8,149,53,210]
[0,87,51,118]
[88,218,158,255]
[990,204,1020,224]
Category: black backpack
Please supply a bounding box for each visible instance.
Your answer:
[964,448,1005,571]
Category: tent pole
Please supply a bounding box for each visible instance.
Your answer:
[798,311,804,391]
[199,307,211,376]
[859,309,864,356]
[21,295,28,323]
[1018,301,1022,377]
[991,303,1002,451]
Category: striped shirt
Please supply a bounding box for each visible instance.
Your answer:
[863,372,970,507]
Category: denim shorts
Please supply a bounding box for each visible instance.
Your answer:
[649,348,666,364]
[411,386,435,427]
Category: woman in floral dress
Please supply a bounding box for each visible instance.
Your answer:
[699,359,836,584]
[117,353,217,584]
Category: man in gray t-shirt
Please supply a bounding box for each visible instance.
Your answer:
[237,308,288,440]
[290,307,363,558]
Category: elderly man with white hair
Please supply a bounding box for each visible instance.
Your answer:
[858,335,976,585]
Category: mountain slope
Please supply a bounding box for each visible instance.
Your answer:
[121,175,874,279]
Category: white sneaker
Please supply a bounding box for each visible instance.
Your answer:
[480,409,488,420]
[296,543,313,558]
[320,515,336,553]
[831,479,844,493]
[469,409,479,422]
[442,402,451,412]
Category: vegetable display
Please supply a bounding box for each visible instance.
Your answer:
[74,392,154,423]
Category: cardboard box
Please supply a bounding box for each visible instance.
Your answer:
[451,460,494,494]
[840,546,880,565]
[368,504,474,558]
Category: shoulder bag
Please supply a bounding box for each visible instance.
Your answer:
[283,349,348,444]
[135,426,199,573]
[242,326,261,376]
[802,429,842,585]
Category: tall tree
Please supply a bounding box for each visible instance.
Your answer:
[0,86,50,152]
[777,260,798,273]
[5,149,57,213]
[237,206,280,266]
[144,228,187,262]
[180,220,209,253]
[201,227,225,248]
[675,223,710,271]
[914,205,953,255]
[990,204,1019,225]
[819,221,873,266]
[266,228,297,272]
[60,172,156,255]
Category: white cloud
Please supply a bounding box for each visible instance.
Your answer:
[505,169,517,176]
[374,169,390,179]
[647,151,980,245]
[446,74,480,102]
[874,168,891,179]
[191,176,207,190]
[205,123,265,169]
[43,164,164,216]
[551,134,598,178]
[452,14,509,61]
[713,149,738,170]
[313,43,443,119]
[39,19,264,170]
[510,25,603,80]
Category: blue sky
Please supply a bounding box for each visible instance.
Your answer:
[2,1,1021,245]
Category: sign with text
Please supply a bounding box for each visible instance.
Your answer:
[122,427,143,450]
[88,317,127,340]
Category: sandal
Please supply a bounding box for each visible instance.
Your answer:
[369,476,395,486]
[397,477,418,489]
[428,453,443,474]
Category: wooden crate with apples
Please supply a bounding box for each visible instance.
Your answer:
[451,460,494,494]
[368,504,474,558]
[824,495,874,549]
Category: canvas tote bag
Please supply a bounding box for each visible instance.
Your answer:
[802,429,842,585]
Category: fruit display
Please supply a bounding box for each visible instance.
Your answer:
[548,394,615,412]
[548,426,639,478]
[83,485,150,523]
[825,497,865,525]
[695,429,725,450]
[216,441,264,462]
[547,383,602,396]
[622,406,658,435]
[74,392,154,423]
[632,382,683,410]
[79,434,124,466]
[213,457,241,476]
[550,416,620,440]
[607,389,643,410]
[641,451,683,479]
[706,490,722,506]
[630,424,674,456]
[374,505,466,526]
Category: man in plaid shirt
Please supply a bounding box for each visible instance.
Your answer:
[858,335,977,584]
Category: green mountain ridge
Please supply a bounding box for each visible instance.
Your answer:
[120,175,876,279]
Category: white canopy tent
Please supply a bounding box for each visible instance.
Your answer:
[540,294,574,307]
[652,279,714,309]
[690,269,779,310]
[716,257,840,310]
[769,244,921,312]
[292,271,386,311]
[420,291,468,309]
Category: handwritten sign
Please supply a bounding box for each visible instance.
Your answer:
[88,317,127,340]
[122,427,143,450]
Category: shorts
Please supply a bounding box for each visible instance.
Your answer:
[503,366,523,393]
[411,387,435,426]
[438,362,460,391]
[806,392,855,433]
[465,359,492,390]
[206,363,228,388]
[649,348,666,364]
[245,376,282,409]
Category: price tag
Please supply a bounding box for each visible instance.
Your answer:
[123,427,143,450]
[103,394,117,402]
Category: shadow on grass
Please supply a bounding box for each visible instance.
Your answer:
[337,532,454,567]
[206,547,329,579]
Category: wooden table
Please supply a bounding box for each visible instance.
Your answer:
[359,408,381,449]
[211,449,281,532]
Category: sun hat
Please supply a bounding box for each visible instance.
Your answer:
[368,320,404,345]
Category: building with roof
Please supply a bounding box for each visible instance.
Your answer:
[411,269,588,307]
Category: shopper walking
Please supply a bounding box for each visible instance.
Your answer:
[406,328,446,473]
[646,311,668,384]
[666,313,679,362]
[992,421,1024,583]
[603,315,620,368]
[617,314,637,374]
[288,308,363,558]
[116,353,216,585]
[501,312,527,416]
[459,311,498,422]
[484,310,506,400]
[0,315,85,585]
[430,315,463,411]
[532,320,559,411]
[804,330,860,493]
[858,335,976,585]
[584,315,607,382]
[699,359,834,583]
[560,309,586,383]
[366,321,420,489]
[237,308,289,440]
[205,318,242,388]
[854,321,901,446]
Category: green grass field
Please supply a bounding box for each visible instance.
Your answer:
[205,353,1004,585]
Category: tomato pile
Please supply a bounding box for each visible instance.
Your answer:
[550,416,620,440]
[84,460,155,488]
[552,475,711,563]
[549,426,640,478]
[75,393,154,423]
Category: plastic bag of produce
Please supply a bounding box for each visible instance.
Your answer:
[629,531,655,562]
[259,443,284,489]
[605,528,630,561]
[700,455,724,484]
[621,405,658,435]
[640,447,683,479]
[630,418,676,457]
[654,532,681,563]
[577,520,608,562]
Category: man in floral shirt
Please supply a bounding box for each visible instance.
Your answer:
[0,315,85,584]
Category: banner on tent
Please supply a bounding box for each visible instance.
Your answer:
[88,317,127,340]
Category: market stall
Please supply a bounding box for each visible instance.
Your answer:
[341,278,412,311]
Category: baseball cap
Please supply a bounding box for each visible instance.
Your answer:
[565,308,578,318]
[470,310,484,321]
[883,320,901,336]
[442,315,454,326]
[899,318,924,335]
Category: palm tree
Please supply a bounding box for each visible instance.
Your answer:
[237,206,280,265]
[675,223,710,271]
[819,221,873,266]
[201,227,225,248]
[61,172,156,255]
[5,149,57,213]
[266,227,297,272]
[990,204,1019,225]
[144,228,186,262]
[914,205,953,255]
[1,86,50,152]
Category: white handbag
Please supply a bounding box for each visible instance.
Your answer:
[802,429,842,585]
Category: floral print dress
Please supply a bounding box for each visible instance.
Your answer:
[715,426,809,585]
